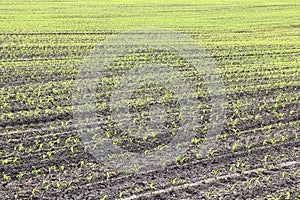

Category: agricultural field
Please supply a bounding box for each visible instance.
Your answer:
[0,0,300,199]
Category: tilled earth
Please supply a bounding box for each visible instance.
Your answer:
[1,29,300,200]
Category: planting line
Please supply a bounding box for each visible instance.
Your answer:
[120,160,298,200]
